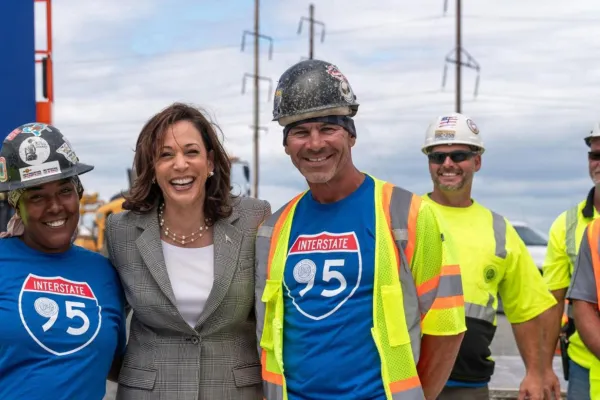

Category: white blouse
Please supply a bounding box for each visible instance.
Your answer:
[161,240,215,328]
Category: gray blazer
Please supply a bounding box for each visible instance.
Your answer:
[105,196,271,400]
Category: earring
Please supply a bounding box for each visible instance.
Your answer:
[152,177,156,184]
[208,171,214,178]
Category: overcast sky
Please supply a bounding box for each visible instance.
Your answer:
[38,0,600,234]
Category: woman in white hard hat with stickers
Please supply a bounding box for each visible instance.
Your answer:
[0,122,127,400]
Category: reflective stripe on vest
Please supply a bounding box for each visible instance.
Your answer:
[585,220,600,400]
[566,206,579,269]
[563,205,580,320]
[255,178,424,400]
[464,211,507,322]
[585,220,600,312]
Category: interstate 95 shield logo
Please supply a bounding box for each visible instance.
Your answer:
[19,274,102,356]
[285,231,362,321]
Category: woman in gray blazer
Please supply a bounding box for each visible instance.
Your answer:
[105,103,271,400]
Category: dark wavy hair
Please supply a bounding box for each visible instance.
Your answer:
[122,102,233,223]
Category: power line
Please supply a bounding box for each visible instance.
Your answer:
[57,15,443,66]
[441,0,481,112]
[297,4,325,60]
[240,0,273,199]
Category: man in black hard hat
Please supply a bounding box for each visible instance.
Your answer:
[254,59,467,400]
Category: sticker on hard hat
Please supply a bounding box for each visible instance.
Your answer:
[57,142,79,164]
[19,160,62,182]
[435,130,455,140]
[325,65,355,103]
[339,80,354,103]
[19,137,51,166]
[467,119,479,134]
[21,123,51,137]
[0,157,6,183]
[274,89,283,111]
[438,116,458,128]
[325,65,347,82]
[6,128,22,142]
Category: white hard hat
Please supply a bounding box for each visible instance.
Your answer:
[584,122,600,147]
[422,113,484,155]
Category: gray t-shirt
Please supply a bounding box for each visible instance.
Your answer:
[567,226,599,304]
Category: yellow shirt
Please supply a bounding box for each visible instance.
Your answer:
[423,195,556,323]
[422,194,557,383]
[543,189,600,369]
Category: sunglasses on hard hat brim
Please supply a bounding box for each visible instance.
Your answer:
[427,150,476,165]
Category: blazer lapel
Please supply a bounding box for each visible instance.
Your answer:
[194,207,242,329]
[134,210,177,305]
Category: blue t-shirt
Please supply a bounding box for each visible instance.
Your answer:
[0,238,127,400]
[282,175,385,400]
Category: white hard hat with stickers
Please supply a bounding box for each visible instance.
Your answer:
[584,122,600,147]
[422,112,484,155]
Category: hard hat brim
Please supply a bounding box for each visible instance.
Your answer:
[422,140,485,155]
[0,162,94,193]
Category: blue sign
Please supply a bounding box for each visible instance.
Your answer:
[0,0,36,142]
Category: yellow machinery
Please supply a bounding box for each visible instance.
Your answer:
[76,155,251,255]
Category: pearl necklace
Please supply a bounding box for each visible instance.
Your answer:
[158,203,209,245]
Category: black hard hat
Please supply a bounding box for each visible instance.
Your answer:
[272,59,359,126]
[0,123,93,192]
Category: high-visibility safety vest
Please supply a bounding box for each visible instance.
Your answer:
[256,177,433,400]
[583,219,600,399]
[544,188,600,369]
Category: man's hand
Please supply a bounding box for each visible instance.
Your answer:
[518,373,544,400]
[542,368,562,399]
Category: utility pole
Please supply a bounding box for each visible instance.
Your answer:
[455,0,461,113]
[298,4,325,59]
[441,0,481,112]
[241,0,273,198]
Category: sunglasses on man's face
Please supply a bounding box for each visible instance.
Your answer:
[589,151,600,161]
[427,150,475,165]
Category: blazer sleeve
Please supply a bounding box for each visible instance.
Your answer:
[260,199,272,225]
[104,213,132,317]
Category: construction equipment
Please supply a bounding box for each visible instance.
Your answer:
[74,170,131,255]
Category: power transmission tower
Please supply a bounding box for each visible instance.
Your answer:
[441,0,481,113]
[297,4,325,59]
[240,0,273,198]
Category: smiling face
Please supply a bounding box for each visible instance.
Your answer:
[428,144,481,192]
[154,120,214,209]
[589,139,600,185]
[18,179,79,253]
[284,122,355,184]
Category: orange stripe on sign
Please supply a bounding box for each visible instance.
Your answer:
[261,350,283,385]
[587,220,600,313]
[430,295,464,310]
[405,195,421,267]
[389,375,421,393]
[266,193,303,279]
[416,264,460,297]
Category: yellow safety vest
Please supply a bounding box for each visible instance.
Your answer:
[257,177,425,400]
[583,219,600,399]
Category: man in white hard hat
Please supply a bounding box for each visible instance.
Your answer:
[542,122,600,400]
[420,113,560,400]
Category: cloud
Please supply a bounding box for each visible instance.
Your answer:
[45,0,600,234]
